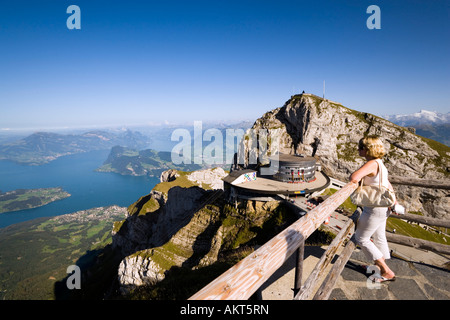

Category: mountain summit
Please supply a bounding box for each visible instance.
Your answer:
[237,93,449,219]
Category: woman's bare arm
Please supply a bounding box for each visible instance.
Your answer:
[349,160,378,183]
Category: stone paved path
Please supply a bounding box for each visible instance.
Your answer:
[330,249,450,300]
[260,245,450,300]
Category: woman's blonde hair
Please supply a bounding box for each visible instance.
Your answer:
[358,135,386,159]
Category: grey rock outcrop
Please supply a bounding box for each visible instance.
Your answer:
[116,197,224,294]
[112,186,211,258]
[186,167,227,190]
[160,169,179,182]
[237,93,449,218]
[117,254,165,293]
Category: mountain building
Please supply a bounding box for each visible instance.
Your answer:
[273,153,318,183]
[223,153,330,202]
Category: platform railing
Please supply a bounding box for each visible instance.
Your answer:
[189,182,358,300]
[189,174,450,300]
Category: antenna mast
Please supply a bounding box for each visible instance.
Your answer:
[323,80,325,99]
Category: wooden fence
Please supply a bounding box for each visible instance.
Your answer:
[189,182,358,300]
[390,176,450,190]
[386,213,450,255]
[190,178,450,300]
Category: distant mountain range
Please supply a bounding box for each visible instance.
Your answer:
[382,110,450,146]
[383,110,450,126]
[96,146,203,177]
[0,120,255,166]
[0,130,152,165]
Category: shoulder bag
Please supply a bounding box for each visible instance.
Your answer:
[350,160,396,208]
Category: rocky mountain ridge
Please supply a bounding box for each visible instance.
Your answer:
[236,93,449,219]
[110,168,296,295]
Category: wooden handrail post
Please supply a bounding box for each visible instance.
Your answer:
[294,208,361,300]
[293,238,305,297]
[312,235,357,300]
[189,182,358,300]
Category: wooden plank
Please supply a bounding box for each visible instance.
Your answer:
[390,176,450,190]
[312,236,357,300]
[386,233,450,255]
[189,182,358,300]
[294,208,361,300]
[389,213,450,229]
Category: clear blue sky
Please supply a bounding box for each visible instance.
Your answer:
[1,0,449,130]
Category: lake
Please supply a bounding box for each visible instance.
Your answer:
[0,150,159,228]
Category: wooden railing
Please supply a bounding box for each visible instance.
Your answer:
[190,177,450,300]
[390,176,450,190]
[386,213,450,255]
[295,208,360,300]
[189,182,358,300]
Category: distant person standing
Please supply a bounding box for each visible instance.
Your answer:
[349,135,396,282]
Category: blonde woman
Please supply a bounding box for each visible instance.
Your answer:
[350,135,396,282]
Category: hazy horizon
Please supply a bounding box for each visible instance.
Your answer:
[0,104,448,135]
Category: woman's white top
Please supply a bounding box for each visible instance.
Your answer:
[362,159,389,188]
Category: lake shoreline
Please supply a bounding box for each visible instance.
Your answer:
[0,150,158,228]
[0,187,71,214]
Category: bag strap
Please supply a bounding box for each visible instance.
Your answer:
[375,159,385,188]
[359,159,384,188]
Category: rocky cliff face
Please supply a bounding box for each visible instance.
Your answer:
[111,168,293,294]
[115,191,223,292]
[237,93,449,218]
